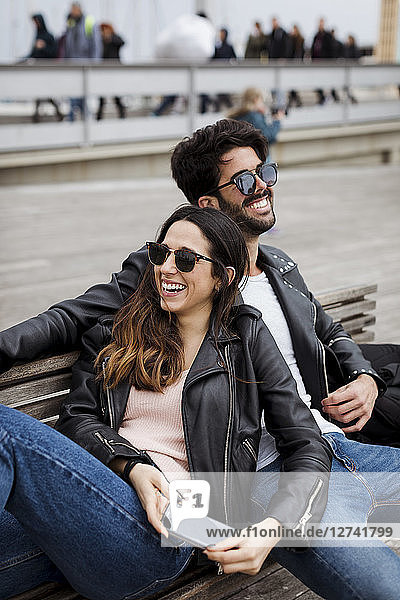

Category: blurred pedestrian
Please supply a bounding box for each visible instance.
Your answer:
[267,17,288,59]
[267,18,288,115]
[244,22,268,59]
[344,35,361,60]
[96,23,126,120]
[64,2,102,121]
[227,87,284,158]
[287,24,304,109]
[344,35,360,103]
[29,14,63,123]
[328,29,344,102]
[211,28,236,112]
[311,18,334,105]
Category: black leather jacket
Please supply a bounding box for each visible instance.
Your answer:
[0,244,385,404]
[56,305,332,529]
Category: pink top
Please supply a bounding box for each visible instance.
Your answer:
[118,370,190,476]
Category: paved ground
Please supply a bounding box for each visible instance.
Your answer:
[0,164,399,341]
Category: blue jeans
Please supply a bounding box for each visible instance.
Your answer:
[252,433,400,600]
[0,404,194,600]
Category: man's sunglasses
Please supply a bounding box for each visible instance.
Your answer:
[205,162,278,197]
[146,241,218,273]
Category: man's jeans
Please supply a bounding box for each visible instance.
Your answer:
[0,404,194,600]
[253,433,400,600]
[1,403,400,600]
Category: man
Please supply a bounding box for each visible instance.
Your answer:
[1,119,400,598]
[63,2,102,121]
[311,18,334,105]
[0,119,397,443]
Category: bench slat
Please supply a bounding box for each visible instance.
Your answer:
[324,299,376,322]
[316,284,377,307]
[9,393,69,421]
[0,373,71,405]
[340,314,376,333]
[0,352,79,387]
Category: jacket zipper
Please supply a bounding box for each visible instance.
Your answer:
[242,438,257,462]
[328,336,356,347]
[311,303,329,399]
[293,477,324,536]
[102,359,115,429]
[223,344,235,523]
[94,431,116,454]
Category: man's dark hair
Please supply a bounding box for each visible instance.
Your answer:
[171,119,269,205]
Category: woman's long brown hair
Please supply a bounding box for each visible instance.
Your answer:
[95,206,249,392]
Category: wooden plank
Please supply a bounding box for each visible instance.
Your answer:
[0,373,71,405]
[325,299,376,322]
[225,566,322,600]
[316,284,377,307]
[0,351,79,387]
[150,560,281,600]
[350,331,375,343]
[9,393,67,421]
[341,314,375,333]
[9,583,84,600]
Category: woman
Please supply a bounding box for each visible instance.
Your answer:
[228,88,284,154]
[96,23,126,120]
[0,206,331,600]
[29,14,63,122]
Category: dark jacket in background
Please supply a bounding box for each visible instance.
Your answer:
[268,27,288,59]
[102,34,125,60]
[344,42,361,60]
[29,14,57,59]
[244,32,268,59]
[311,30,334,59]
[331,37,344,59]
[213,40,236,60]
[288,33,305,59]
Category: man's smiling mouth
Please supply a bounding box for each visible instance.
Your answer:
[242,189,271,210]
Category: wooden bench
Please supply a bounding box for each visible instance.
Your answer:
[0,284,378,600]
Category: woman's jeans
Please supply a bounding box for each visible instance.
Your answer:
[0,404,194,600]
[253,433,400,600]
[1,403,400,600]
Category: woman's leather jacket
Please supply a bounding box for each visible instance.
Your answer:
[56,303,332,530]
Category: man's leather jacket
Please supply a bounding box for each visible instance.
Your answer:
[0,244,385,407]
[55,304,332,529]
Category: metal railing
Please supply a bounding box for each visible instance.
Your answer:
[1,61,399,153]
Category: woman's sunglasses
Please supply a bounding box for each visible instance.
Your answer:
[205,162,278,197]
[146,241,218,273]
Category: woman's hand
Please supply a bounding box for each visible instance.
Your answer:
[203,517,282,575]
[129,463,170,537]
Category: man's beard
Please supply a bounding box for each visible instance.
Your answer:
[217,190,276,239]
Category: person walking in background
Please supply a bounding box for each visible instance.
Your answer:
[329,29,344,102]
[227,87,284,159]
[343,35,360,104]
[212,28,236,112]
[311,18,334,105]
[63,2,102,121]
[287,24,304,109]
[244,21,268,60]
[96,23,126,120]
[267,17,288,60]
[29,14,63,123]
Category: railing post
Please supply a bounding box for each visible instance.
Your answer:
[342,64,351,126]
[82,65,90,147]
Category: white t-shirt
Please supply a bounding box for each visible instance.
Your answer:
[241,271,344,470]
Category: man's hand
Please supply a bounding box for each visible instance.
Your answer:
[203,517,281,575]
[321,374,378,433]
